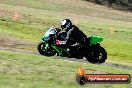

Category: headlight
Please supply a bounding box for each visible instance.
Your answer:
[42,37,50,41]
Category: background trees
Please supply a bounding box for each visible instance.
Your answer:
[85,0,132,11]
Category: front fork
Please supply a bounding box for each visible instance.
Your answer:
[44,43,49,50]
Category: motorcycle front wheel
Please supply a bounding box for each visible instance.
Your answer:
[37,42,56,56]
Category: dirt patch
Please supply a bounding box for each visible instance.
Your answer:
[0,35,36,51]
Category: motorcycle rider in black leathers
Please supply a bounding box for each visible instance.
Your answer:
[60,19,90,58]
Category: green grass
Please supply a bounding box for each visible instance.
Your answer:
[0,50,132,88]
[0,3,132,65]
[0,0,132,22]
[0,1,132,87]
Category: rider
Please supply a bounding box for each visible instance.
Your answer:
[60,19,90,58]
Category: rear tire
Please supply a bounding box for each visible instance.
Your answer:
[37,42,56,56]
[85,46,107,64]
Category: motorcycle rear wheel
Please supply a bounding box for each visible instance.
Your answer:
[85,46,107,64]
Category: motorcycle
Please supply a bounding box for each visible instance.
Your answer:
[37,27,107,64]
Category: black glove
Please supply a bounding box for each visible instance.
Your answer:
[55,28,61,33]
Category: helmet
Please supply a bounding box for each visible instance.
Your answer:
[61,19,72,31]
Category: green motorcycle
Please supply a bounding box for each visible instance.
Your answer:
[37,28,107,64]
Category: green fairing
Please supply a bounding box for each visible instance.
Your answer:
[52,45,63,56]
[51,45,69,56]
[90,36,103,45]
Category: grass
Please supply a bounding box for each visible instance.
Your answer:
[0,50,132,88]
[0,0,132,87]
[1,20,131,65]
[0,0,132,22]
[0,3,132,65]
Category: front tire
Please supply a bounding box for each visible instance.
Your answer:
[37,42,56,56]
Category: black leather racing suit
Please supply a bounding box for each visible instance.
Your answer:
[65,25,90,58]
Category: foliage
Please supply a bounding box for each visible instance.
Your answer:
[85,0,132,11]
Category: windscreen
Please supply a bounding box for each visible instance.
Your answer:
[43,27,57,41]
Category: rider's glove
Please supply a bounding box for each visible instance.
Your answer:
[55,28,61,33]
